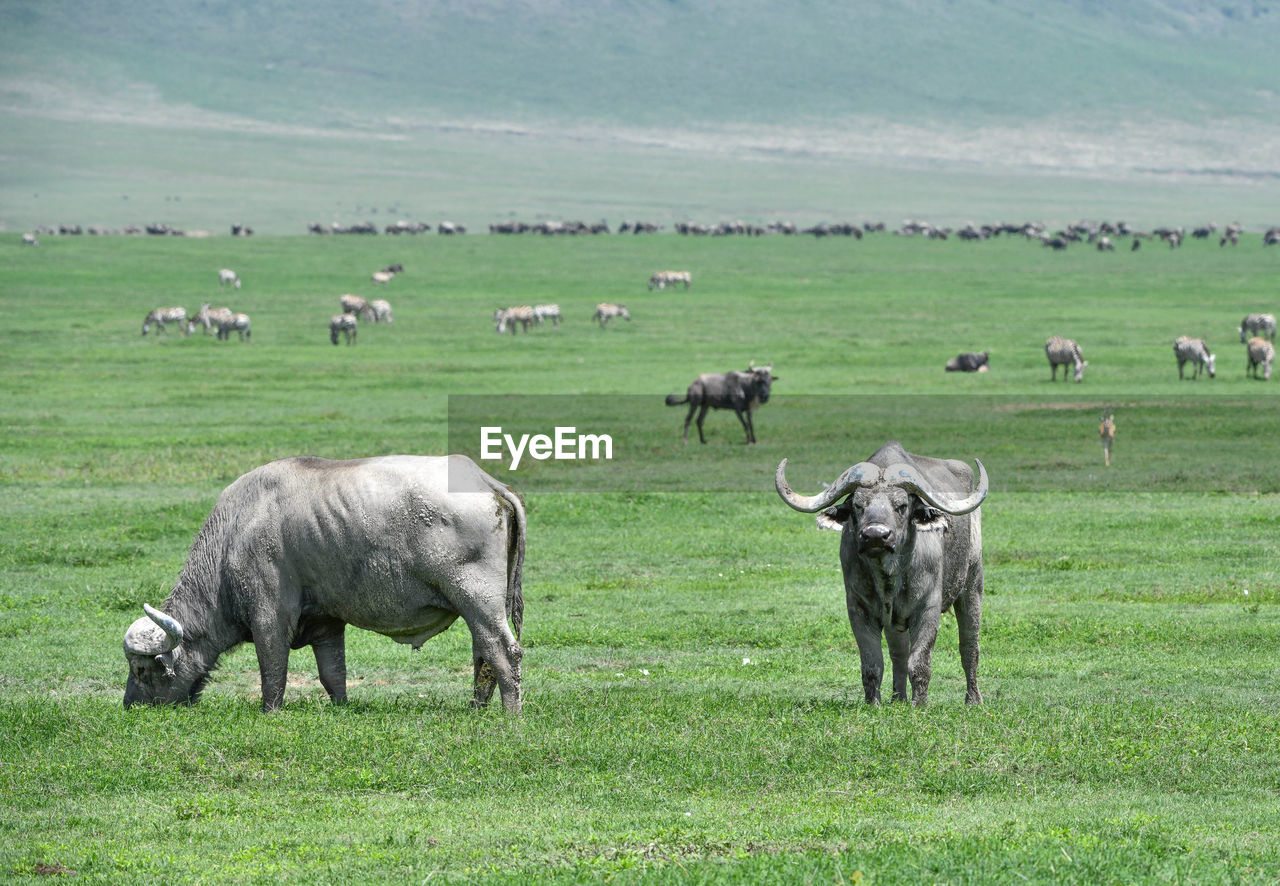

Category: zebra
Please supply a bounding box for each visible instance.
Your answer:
[216,313,251,342]
[1238,313,1276,343]
[141,307,189,336]
[371,270,394,285]
[1173,336,1216,379]
[1247,337,1275,380]
[187,303,235,335]
[218,269,241,289]
[593,303,631,328]
[330,313,358,345]
[369,299,393,324]
[494,306,536,334]
[1045,336,1088,382]
[648,270,692,291]
[1100,413,1116,467]
[21,233,38,246]
[340,294,374,321]
[532,304,561,326]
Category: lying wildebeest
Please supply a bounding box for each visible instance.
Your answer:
[122,455,526,712]
[664,362,776,444]
[1173,336,1215,379]
[774,442,988,705]
[1045,336,1087,382]
[945,351,989,373]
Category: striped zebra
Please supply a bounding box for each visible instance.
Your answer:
[216,312,251,342]
[218,269,241,289]
[533,304,561,326]
[1172,336,1215,379]
[494,306,536,334]
[22,233,38,246]
[1045,336,1088,382]
[1100,412,1116,467]
[1238,313,1276,343]
[1247,337,1275,380]
[330,313,358,345]
[648,270,692,291]
[340,294,374,321]
[593,303,631,328]
[141,306,189,336]
[369,299,393,324]
[188,303,235,335]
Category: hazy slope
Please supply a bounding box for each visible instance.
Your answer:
[3,0,1278,129]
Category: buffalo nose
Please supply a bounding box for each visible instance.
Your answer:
[861,523,891,541]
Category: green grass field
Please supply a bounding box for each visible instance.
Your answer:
[2,231,1278,884]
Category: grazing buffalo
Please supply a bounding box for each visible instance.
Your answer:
[945,352,990,373]
[775,442,989,705]
[122,455,526,712]
[665,362,776,444]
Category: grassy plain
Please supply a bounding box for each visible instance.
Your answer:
[1,231,1278,883]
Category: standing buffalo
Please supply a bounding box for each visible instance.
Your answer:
[122,455,526,713]
[775,442,988,705]
[664,362,776,444]
[945,352,990,372]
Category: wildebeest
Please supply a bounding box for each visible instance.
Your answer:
[1247,337,1275,380]
[216,312,251,342]
[1239,313,1276,343]
[218,269,241,289]
[330,313,357,345]
[340,294,374,322]
[593,303,630,328]
[141,306,188,336]
[664,362,776,444]
[774,441,988,705]
[1100,412,1116,466]
[121,455,526,712]
[188,303,234,336]
[1045,336,1087,382]
[1173,336,1215,379]
[945,351,989,373]
[369,299,393,324]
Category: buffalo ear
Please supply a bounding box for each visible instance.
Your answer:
[912,503,950,532]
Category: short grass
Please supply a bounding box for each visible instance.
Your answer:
[1,231,1278,884]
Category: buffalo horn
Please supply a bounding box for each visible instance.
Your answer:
[775,459,880,513]
[883,460,988,515]
[123,604,184,656]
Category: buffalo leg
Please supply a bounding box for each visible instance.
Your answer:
[953,590,983,705]
[885,624,911,703]
[253,631,292,712]
[905,609,941,707]
[695,404,710,443]
[312,624,348,704]
[849,611,885,704]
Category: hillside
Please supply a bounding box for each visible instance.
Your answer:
[2,1,1279,231]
